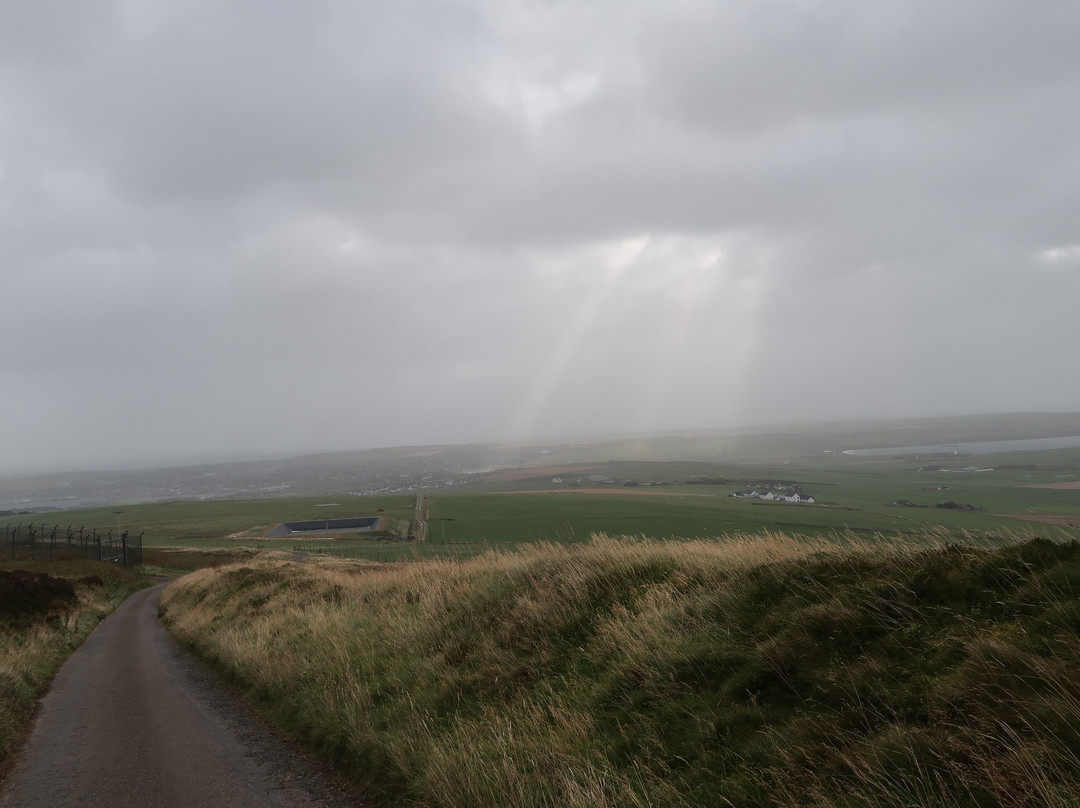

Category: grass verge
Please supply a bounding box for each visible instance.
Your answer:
[161,531,1080,807]
[140,546,279,577]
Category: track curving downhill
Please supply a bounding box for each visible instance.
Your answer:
[1,583,364,808]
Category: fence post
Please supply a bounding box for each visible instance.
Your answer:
[121,532,128,568]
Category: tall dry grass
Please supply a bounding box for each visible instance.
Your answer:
[161,531,1080,807]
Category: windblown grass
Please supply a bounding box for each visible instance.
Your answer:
[161,531,1080,807]
[0,559,150,772]
[140,546,274,577]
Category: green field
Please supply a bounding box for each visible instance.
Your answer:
[0,495,415,542]
[416,448,1080,554]
[4,443,1079,563]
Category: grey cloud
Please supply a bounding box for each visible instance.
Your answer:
[0,0,116,71]
[2,0,1079,473]
[33,1,505,207]
[640,2,1080,132]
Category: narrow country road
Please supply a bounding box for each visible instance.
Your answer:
[1,584,363,808]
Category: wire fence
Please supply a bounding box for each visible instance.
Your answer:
[2,523,143,566]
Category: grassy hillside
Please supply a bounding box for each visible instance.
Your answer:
[161,532,1080,807]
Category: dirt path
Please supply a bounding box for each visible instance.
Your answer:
[1,584,364,808]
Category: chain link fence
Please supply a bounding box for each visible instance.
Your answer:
[2,522,143,566]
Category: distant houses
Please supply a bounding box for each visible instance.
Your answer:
[732,490,815,503]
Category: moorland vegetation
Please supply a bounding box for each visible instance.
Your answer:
[162,531,1080,807]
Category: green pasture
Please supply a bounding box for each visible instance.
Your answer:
[777,450,1080,524]
[427,489,1076,547]
[429,492,864,543]
[3,449,1078,564]
[0,495,417,544]
[447,449,1080,547]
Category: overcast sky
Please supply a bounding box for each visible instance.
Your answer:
[2,0,1079,473]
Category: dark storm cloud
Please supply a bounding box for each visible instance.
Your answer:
[2,0,1079,473]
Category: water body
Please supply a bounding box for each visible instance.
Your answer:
[844,435,1080,457]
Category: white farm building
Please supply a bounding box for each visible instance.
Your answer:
[731,491,814,504]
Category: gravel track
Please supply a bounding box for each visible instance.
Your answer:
[1,583,365,808]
